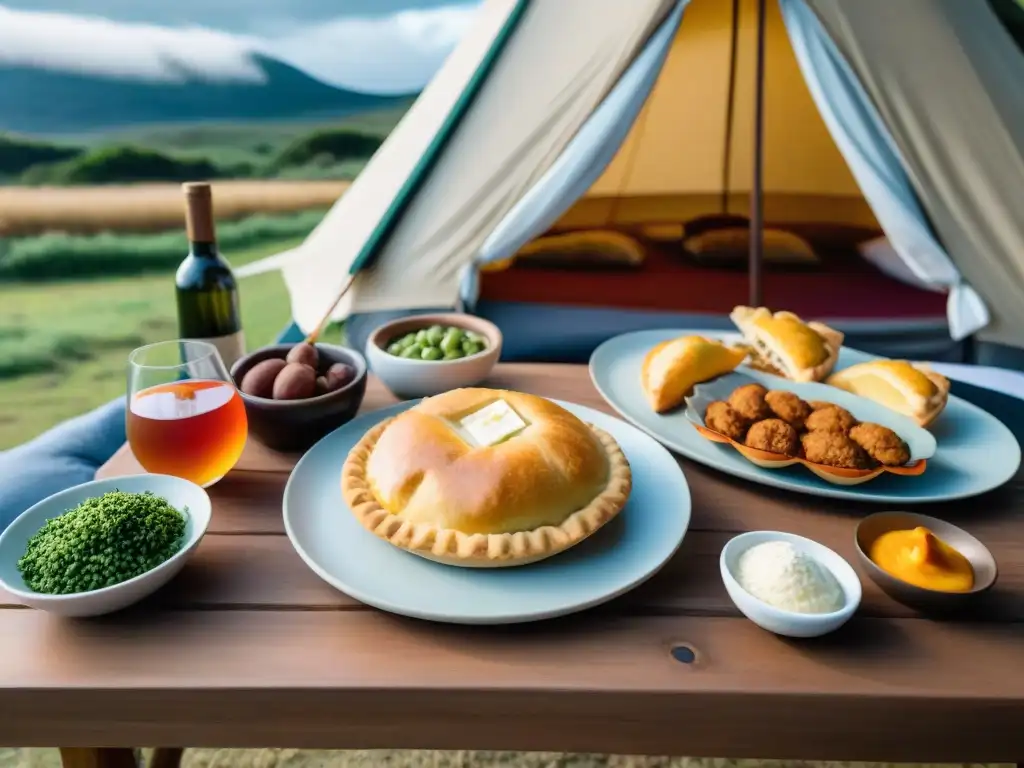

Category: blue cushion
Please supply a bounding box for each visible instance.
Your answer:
[0,397,126,531]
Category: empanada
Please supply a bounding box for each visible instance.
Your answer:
[641,335,747,413]
[827,360,950,427]
[730,306,843,382]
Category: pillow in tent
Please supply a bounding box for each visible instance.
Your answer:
[0,397,126,532]
[484,230,646,272]
[682,227,820,268]
[637,223,685,243]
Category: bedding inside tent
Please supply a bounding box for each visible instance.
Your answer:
[477,238,948,320]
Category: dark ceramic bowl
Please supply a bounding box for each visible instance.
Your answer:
[230,343,367,453]
[854,511,998,615]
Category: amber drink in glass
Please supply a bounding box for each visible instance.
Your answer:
[127,340,247,487]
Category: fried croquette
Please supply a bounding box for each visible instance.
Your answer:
[849,422,911,466]
[808,400,834,411]
[705,401,750,442]
[764,390,812,430]
[804,404,858,434]
[800,430,875,469]
[727,383,772,422]
[745,418,800,456]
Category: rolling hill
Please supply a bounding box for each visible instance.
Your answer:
[0,53,411,135]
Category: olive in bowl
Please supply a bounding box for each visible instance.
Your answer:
[230,343,367,452]
[366,313,502,399]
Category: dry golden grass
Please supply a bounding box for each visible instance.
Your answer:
[0,179,351,237]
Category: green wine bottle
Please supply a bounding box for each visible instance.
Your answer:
[175,182,245,369]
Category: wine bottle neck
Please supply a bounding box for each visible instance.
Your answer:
[189,241,219,258]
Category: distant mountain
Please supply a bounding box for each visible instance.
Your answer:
[0,53,411,135]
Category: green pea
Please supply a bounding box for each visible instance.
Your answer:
[400,344,423,359]
[421,346,443,361]
[387,334,415,355]
[415,329,430,344]
[440,329,463,354]
[425,325,445,345]
[463,341,484,357]
[443,350,464,360]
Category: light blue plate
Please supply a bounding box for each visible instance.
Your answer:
[590,329,1021,504]
[283,399,691,624]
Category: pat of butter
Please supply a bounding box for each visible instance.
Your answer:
[459,399,527,447]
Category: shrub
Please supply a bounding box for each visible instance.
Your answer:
[0,208,326,281]
[268,128,382,174]
[0,135,82,176]
[36,146,224,185]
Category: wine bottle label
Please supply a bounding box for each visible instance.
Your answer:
[194,330,246,370]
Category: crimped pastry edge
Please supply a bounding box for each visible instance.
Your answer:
[340,417,633,568]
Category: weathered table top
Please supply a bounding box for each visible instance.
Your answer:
[1,363,1021,763]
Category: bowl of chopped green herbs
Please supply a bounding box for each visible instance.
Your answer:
[0,474,210,617]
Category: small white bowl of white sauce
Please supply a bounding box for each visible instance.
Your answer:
[720,531,862,638]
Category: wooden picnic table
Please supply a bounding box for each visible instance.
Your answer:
[0,363,1022,766]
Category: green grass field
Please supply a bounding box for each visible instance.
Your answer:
[31,107,409,176]
[0,237,342,449]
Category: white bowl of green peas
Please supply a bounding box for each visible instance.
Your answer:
[367,313,502,399]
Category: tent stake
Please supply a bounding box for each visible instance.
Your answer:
[749,0,767,307]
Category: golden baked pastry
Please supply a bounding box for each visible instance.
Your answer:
[826,360,950,427]
[341,388,632,567]
[729,306,843,382]
[641,335,747,413]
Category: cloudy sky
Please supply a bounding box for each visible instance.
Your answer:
[0,0,484,93]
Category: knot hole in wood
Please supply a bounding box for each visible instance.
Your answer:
[670,643,699,665]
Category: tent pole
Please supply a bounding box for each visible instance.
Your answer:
[721,0,740,215]
[749,0,767,307]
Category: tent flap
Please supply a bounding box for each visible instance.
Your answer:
[807,0,1024,347]
[780,0,988,341]
[460,0,691,307]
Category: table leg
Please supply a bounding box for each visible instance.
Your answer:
[149,748,184,768]
[59,749,139,768]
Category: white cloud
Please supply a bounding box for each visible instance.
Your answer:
[0,2,480,93]
[260,5,478,94]
[0,5,265,84]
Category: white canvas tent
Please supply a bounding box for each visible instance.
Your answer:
[239,0,1024,351]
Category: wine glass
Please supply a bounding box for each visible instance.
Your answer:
[127,340,248,488]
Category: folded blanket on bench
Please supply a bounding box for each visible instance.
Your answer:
[0,397,126,531]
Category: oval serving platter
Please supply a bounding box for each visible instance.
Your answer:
[683,371,934,486]
[589,328,1022,504]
